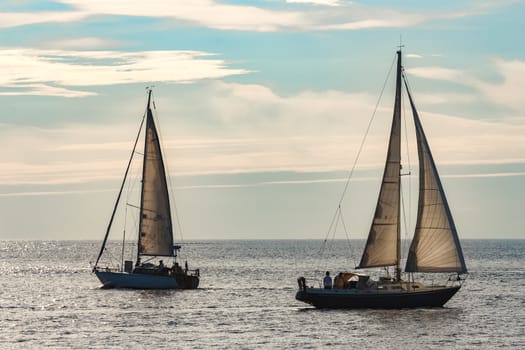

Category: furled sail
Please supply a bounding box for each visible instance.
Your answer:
[358,51,402,269]
[404,80,467,273]
[138,92,175,257]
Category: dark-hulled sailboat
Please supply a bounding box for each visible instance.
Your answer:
[93,89,199,289]
[296,49,467,308]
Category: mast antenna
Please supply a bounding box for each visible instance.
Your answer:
[398,35,404,50]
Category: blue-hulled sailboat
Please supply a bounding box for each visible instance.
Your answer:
[93,89,199,289]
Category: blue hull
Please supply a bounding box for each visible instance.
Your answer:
[95,271,199,290]
[296,285,460,309]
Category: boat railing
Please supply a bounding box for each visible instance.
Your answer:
[188,268,200,277]
[93,265,121,273]
[446,273,468,287]
[297,277,322,291]
[417,273,466,289]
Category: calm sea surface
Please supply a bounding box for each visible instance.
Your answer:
[0,239,523,349]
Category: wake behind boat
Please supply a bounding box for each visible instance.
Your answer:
[93,89,199,290]
[296,48,467,308]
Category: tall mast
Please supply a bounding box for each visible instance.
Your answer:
[394,49,402,281]
[136,89,152,264]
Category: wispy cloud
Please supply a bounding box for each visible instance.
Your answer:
[0,48,249,97]
[175,170,525,191]
[1,80,525,187]
[0,188,116,197]
[44,37,123,50]
[408,66,466,81]
[286,0,344,6]
[473,58,525,114]
[0,0,513,32]
[0,9,87,29]
[408,57,525,114]
[444,172,525,179]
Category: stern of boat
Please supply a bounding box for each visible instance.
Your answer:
[295,276,312,304]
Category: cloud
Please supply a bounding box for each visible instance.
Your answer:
[445,172,525,179]
[0,83,96,97]
[0,47,249,97]
[0,9,87,29]
[0,0,513,32]
[405,54,423,59]
[408,66,466,82]
[473,58,525,114]
[286,0,344,6]
[1,80,525,189]
[0,188,116,197]
[407,57,525,114]
[44,37,124,50]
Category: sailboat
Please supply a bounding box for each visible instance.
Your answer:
[92,89,200,289]
[296,49,467,308]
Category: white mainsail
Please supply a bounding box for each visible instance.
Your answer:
[404,82,468,274]
[358,51,402,269]
[137,93,175,257]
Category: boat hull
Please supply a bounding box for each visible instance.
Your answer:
[296,285,460,309]
[94,270,199,290]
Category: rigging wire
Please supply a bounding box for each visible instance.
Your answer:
[120,204,128,271]
[121,118,144,264]
[337,206,356,268]
[399,180,411,268]
[93,107,146,270]
[315,52,398,274]
[400,67,413,263]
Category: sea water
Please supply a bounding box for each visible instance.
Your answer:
[0,240,523,349]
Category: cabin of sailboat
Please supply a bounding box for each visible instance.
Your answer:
[92,89,199,290]
[296,49,467,308]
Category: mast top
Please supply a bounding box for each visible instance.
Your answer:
[397,35,404,53]
[146,87,153,109]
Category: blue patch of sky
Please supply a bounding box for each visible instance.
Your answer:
[447,3,525,60]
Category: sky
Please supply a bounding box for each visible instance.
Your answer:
[0,0,524,241]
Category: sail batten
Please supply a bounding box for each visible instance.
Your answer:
[137,91,175,257]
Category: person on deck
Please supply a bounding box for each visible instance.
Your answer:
[159,260,165,270]
[334,272,343,289]
[323,271,332,289]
